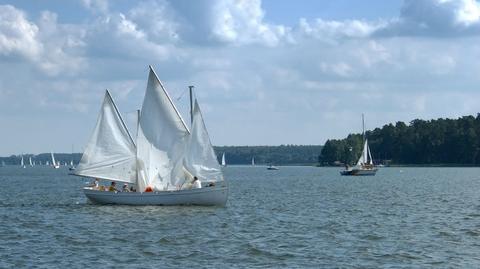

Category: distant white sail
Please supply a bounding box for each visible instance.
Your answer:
[136,67,190,191]
[20,155,24,167]
[46,160,50,165]
[51,152,56,166]
[75,91,137,183]
[29,157,33,167]
[70,160,74,166]
[184,99,223,183]
[221,152,226,166]
[252,157,255,166]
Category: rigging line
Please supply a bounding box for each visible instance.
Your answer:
[175,87,189,101]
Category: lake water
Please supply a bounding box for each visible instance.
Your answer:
[1,166,480,268]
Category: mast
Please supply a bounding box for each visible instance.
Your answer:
[362,113,365,143]
[189,85,194,124]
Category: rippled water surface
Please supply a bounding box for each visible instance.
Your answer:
[1,166,480,268]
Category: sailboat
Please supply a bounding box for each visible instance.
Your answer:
[69,160,76,171]
[340,114,378,176]
[267,164,279,170]
[51,152,60,169]
[20,155,25,168]
[220,152,227,167]
[29,157,33,167]
[73,66,227,206]
[251,157,255,166]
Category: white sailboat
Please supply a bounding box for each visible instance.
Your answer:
[20,155,25,168]
[341,114,378,176]
[74,66,227,206]
[251,157,255,166]
[51,152,60,169]
[267,164,279,170]
[29,157,33,167]
[69,159,76,171]
[221,152,226,166]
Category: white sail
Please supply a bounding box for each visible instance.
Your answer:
[70,160,74,166]
[367,142,373,165]
[51,152,56,166]
[221,153,226,166]
[75,91,137,183]
[136,67,190,191]
[184,99,223,183]
[20,156,24,167]
[252,157,255,166]
[29,157,33,166]
[46,160,50,165]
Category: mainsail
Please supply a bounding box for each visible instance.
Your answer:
[183,99,223,183]
[75,91,137,183]
[136,67,190,191]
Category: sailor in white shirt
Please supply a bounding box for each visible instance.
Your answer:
[192,176,202,189]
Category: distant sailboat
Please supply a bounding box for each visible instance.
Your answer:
[20,155,25,168]
[51,152,60,169]
[69,159,76,171]
[29,157,33,167]
[221,152,226,166]
[267,164,279,170]
[340,114,378,176]
[251,157,255,166]
[46,160,50,166]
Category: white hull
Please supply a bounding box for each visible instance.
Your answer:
[83,185,228,206]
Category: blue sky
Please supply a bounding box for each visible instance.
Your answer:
[1,0,480,156]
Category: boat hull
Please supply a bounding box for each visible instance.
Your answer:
[83,185,228,206]
[340,168,378,176]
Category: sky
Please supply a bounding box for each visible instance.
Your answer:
[1,0,480,156]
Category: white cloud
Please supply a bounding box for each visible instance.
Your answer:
[0,5,41,59]
[298,18,385,43]
[81,0,109,14]
[376,0,480,37]
[211,0,289,46]
[4,0,480,155]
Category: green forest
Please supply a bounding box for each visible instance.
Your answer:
[214,145,322,165]
[4,114,480,167]
[0,145,323,166]
[320,114,480,166]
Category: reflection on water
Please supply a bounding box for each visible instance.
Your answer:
[1,166,480,268]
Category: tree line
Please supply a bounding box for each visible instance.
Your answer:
[0,145,323,166]
[320,114,480,166]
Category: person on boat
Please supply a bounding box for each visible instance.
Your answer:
[108,181,117,192]
[122,184,130,192]
[90,178,99,189]
[192,176,202,189]
[145,186,153,192]
[129,186,136,192]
